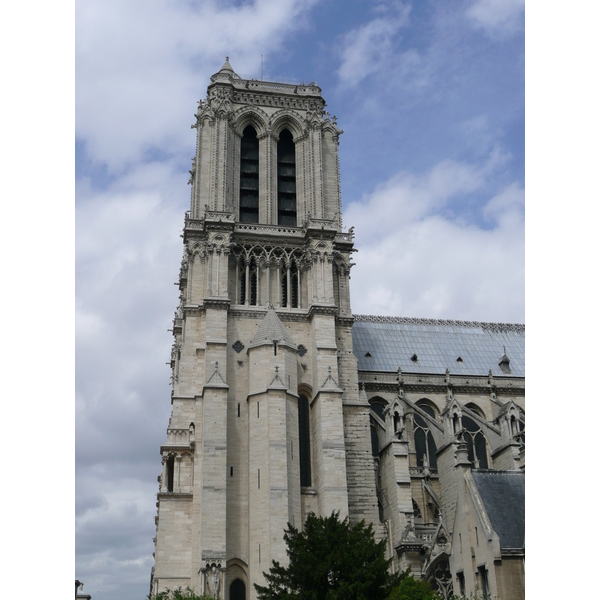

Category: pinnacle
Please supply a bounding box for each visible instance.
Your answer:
[218,56,234,74]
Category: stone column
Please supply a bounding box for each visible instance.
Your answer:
[207,247,213,296]
[186,252,193,304]
[266,261,271,305]
[160,455,168,493]
[174,453,182,493]
[312,258,318,302]
[235,256,240,304]
[320,256,325,302]
[277,261,281,307]
[245,259,250,305]
[257,260,261,306]
[215,249,221,297]
[286,262,291,309]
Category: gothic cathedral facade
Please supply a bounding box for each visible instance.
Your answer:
[150,59,525,600]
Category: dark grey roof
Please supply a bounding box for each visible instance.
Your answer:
[472,470,524,550]
[352,315,524,376]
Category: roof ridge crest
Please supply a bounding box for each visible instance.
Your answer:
[352,314,524,332]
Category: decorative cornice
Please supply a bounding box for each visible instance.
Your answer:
[157,492,193,500]
[308,304,338,318]
[335,316,355,327]
[203,297,231,310]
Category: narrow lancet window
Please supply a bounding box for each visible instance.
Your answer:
[277,129,296,226]
[240,126,259,223]
[298,395,311,486]
[166,455,175,492]
[414,403,438,469]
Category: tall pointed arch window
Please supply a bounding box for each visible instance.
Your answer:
[277,129,296,226]
[413,402,438,470]
[240,125,259,223]
[462,415,489,469]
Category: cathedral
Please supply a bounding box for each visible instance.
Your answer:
[149,59,525,600]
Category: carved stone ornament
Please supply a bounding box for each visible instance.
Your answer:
[207,565,220,598]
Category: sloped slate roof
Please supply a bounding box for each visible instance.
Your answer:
[472,470,525,550]
[352,315,524,376]
[249,307,296,349]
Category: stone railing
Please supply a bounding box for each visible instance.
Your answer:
[415,525,437,543]
[242,80,321,95]
[204,208,235,223]
[234,223,304,237]
[184,213,204,230]
[165,428,192,446]
[305,217,338,231]
[409,467,439,476]
[334,231,355,244]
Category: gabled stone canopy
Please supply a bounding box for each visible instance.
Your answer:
[248,306,297,350]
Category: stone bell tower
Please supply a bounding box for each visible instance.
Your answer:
[150,58,380,600]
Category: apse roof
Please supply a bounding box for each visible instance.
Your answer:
[352,315,524,376]
[472,470,525,551]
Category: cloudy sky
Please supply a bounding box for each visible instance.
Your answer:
[74,1,524,598]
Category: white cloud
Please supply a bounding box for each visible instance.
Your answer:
[466,0,524,37]
[76,0,319,169]
[346,157,524,322]
[336,2,412,88]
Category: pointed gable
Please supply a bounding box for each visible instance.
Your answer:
[248,307,297,351]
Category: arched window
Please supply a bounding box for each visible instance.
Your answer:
[230,579,246,600]
[298,395,311,486]
[240,126,259,223]
[413,499,422,522]
[465,402,485,419]
[414,402,438,469]
[429,558,453,599]
[462,415,489,469]
[369,399,386,422]
[370,424,379,457]
[277,129,296,226]
[369,399,386,457]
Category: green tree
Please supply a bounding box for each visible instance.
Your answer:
[151,586,214,600]
[255,511,403,600]
[386,576,437,600]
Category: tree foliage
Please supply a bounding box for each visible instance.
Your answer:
[386,576,437,600]
[151,586,214,600]
[255,511,403,600]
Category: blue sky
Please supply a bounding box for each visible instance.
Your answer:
[74,1,524,599]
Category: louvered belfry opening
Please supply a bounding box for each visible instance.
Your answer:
[240,125,259,223]
[277,129,296,226]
